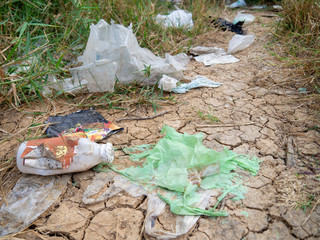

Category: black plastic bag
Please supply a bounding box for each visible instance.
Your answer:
[45,109,123,140]
[211,17,244,35]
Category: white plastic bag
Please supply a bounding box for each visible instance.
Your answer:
[227,34,255,54]
[155,10,193,29]
[233,11,255,24]
[226,0,247,8]
[76,20,189,90]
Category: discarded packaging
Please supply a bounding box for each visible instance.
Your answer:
[45,109,123,140]
[73,19,189,90]
[0,174,70,237]
[273,5,283,11]
[157,75,222,93]
[158,75,179,92]
[250,4,266,9]
[92,125,260,239]
[16,135,114,175]
[233,11,255,24]
[213,18,244,35]
[228,34,255,54]
[226,0,247,8]
[70,59,117,92]
[190,46,225,56]
[155,10,193,29]
[173,76,222,93]
[42,75,87,95]
[192,47,239,66]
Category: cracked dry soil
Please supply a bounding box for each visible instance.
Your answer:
[0,9,320,240]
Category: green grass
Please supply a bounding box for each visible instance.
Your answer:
[197,107,220,123]
[0,0,216,108]
[273,0,320,109]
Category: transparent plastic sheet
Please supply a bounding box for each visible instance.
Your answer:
[0,174,70,237]
[228,34,255,54]
[82,172,210,239]
[82,171,147,204]
[191,46,239,66]
[74,20,189,88]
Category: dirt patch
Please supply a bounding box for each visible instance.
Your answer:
[1,8,320,240]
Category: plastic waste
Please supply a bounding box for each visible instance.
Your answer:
[92,125,260,239]
[82,171,146,204]
[70,59,117,92]
[16,136,114,176]
[157,75,222,93]
[226,0,247,8]
[250,5,266,9]
[0,174,70,237]
[158,75,179,92]
[189,46,225,56]
[233,11,255,24]
[155,10,193,29]
[42,74,87,95]
[192,47,239,66]
[45,109,123,140]
[75,20,189,89]
[227,34,255,54]
[273,5,283,11]
[172,76,222,93]
[212,18,244,35]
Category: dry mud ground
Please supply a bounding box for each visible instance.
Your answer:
[1,9,320,240]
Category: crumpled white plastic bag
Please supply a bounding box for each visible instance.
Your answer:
[73,19,189,91]
[155,10,193,29]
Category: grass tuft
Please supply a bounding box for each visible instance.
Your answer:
[0,0,215,108]
[273,0,320,110]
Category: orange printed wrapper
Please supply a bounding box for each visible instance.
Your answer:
[61,122,122,142]
[20,134,86,169]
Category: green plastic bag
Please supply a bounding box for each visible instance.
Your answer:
[108,125,260,216]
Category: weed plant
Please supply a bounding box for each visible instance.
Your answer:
[0,0,215,108]
[274,0,320,109]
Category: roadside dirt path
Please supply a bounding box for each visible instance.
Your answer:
[0,9,319,240]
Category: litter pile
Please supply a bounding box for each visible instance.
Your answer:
[1,7,261,238]
[89,125,260,238]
